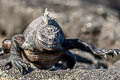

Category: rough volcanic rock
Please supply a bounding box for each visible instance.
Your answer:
[83,0,120,11]
[0,64,120,80]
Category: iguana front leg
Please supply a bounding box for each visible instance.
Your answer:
[62,39,120,57]
[5,34,31,75]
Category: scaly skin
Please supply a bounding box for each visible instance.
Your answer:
[1,9,120,75]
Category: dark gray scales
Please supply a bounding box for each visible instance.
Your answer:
[1,9,120,75]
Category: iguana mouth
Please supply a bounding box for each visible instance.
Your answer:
[38,39,56,51]
[42,41,55,50]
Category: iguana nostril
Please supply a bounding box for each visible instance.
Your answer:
[49,39,53,42]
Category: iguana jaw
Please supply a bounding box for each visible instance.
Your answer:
[38,40,56,51]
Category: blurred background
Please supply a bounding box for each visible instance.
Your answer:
[1,0,120,69]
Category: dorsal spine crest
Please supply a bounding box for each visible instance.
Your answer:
[42,8,51,25]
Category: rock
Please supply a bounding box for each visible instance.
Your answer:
[0,0,42,37]
[0,64,120,80]
[83,0,120,11]
[109,60,120,69]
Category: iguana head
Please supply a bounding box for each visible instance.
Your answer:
[36,8,62,51]
[37,25,61,50]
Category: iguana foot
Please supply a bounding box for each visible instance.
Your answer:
[5,58,32,75]
[102,49,120,58]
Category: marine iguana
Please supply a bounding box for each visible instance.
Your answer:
[1,9,120,75]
